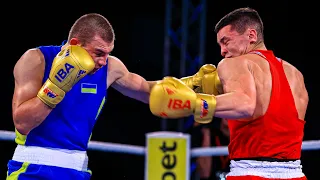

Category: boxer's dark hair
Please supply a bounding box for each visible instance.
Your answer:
[214,7,264,42]
[68,13,115,45]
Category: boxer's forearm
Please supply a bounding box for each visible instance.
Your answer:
[112,73,153,104]
[133,81,159,104]
[13,97,52,135]
[130,80,155,104]
[214,91,255,119]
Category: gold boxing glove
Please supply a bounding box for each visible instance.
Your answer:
[180,64,217,93]
[37,45,95,108]
[202,71,223,95]
[149,77,216,123]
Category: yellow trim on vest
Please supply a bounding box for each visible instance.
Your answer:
[95,97,105,120]
[88,96,106,143]
[6,162,30,180]
[15,129,26,145]
[87,169,92,175]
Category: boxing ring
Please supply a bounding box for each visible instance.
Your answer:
[1,130,320,179]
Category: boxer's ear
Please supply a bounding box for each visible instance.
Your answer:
[69,38,80,45]
[248,28,257,44]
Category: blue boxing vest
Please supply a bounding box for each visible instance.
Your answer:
[16,45,107,151]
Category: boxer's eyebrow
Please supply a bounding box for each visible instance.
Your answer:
[96,45,113,54]
[96,47,112,54]
[94,48,109,56]
[219,36,228,44]
[95,48,105,53]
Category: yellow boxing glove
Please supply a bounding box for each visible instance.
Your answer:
[202,71,223,95]
[180,64,217,93]
[149,77,216,123]
[37,45,95,108]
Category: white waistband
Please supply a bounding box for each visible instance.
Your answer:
[12,145,88,172]
[227,160,305,179]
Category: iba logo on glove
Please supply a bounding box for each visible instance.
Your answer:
[167,99,191,110]
[55,63,74,82]
[166,87,191,110]
[54,63,87,82]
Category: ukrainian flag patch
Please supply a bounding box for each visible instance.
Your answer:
[81,83,97,94]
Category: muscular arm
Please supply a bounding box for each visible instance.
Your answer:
[12,49,52,135]
[214,58,256,119]
[109,56,153,104]
[282,61,309,119]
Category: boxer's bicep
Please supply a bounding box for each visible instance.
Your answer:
[218,58,256,100]
[214,58,256,118]
[12,49,45,112]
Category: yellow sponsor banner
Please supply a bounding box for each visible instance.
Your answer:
[145,132,190,180]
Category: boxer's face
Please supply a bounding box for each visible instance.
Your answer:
[217,25,253,58]
[71,36,114,74]
[85,36,114,74]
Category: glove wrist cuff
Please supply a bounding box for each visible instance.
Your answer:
[194,94,216,124]
[37,79,66,108]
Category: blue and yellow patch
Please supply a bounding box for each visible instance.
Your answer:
[81,83,97,94]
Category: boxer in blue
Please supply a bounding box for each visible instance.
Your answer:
[7,13,154,180]
[8,13,219,180]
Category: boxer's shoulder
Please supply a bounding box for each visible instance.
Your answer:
[107,55,128,84]
[19,48,44,65]
[107,55,125,71]
[282,60,301,74]
[217,57,247,72]
[14,48,45,76]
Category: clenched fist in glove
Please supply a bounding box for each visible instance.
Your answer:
[201,70,223,95]
[149,77,217,124]
[180,64,217,93]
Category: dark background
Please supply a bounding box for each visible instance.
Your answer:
[1,0,319,179]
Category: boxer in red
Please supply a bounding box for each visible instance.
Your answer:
[149,7,309,180]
